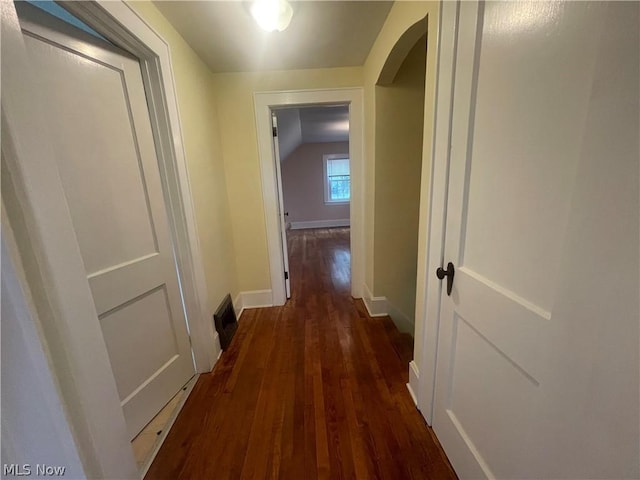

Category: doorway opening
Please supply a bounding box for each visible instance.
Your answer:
[372,32,428,337]
[273,105,352,298]
[254,88,364,306]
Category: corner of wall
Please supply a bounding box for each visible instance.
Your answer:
[233,289,273,320]
[362,283,388,317]
[387,302,415,336]
[233,292,243,320]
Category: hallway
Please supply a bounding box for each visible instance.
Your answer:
[145,228,455,479]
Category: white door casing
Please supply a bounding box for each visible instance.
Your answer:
[271,114,291,298]
[254,89,364,305]
[430,1,639,479]
[18,4,195,439]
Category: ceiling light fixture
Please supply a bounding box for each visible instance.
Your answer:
[250,0,293,32]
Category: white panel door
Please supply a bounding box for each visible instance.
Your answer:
[17,4,195,439]
[272,114,291,298]
[433,1,639,479]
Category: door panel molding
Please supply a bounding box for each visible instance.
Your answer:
[2,3,137,476]
[61,0,219,374]
[424,1,639,478]
[1,0,215,476]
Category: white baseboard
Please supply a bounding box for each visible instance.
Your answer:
[211,332,221,366]
[407,360,420,407]
[233,289,273,319]
[362,283,388,317]
[290,218,350,230]
[361,285,415,334]
[387,302,415,336]
[233,294,242,319]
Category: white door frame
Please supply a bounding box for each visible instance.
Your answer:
[415,1,459,424]
[254,89,365,304]
[2,1,216,477]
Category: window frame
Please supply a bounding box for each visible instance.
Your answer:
[323,153,351,204]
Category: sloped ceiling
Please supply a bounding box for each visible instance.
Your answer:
[299,106,349,144]
[153,1,393,73]
[275,108,303,162]
[276,105,349,161]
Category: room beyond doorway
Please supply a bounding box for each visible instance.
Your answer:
[274,104,352,299]
[287,228,351,298]
[254,88,364,306]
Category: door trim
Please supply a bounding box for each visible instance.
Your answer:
[2,1,215,477]
[416,1,460,424]
[254,88,365,304]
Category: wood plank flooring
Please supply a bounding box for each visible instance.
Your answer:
[145,228,456,479]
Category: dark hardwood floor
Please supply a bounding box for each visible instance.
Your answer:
[145,227,456,479]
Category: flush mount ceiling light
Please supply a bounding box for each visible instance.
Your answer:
[250,0,293,32]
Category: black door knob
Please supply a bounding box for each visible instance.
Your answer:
[436,262,455,296]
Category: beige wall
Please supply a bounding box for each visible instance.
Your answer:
[373,36,427,334]
[131,1,440,365]
[362,1,439,360]
[128,2,237,313]
[210,3,439,300]
[281,142,350,225]
[211,68,362,292]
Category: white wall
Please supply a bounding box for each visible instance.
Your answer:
[281,142,350,227]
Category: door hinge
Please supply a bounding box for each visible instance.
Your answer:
[272,126,277,137]
[284,271,289,280]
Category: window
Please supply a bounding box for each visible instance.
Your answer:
[324,154,350,203]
